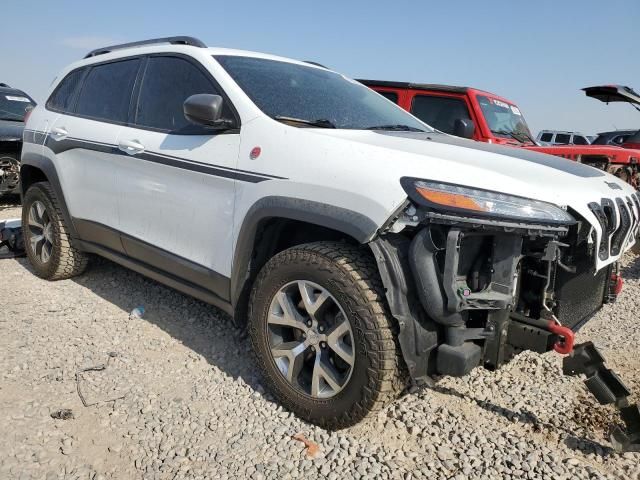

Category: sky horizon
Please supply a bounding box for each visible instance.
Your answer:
[2,0,638,136]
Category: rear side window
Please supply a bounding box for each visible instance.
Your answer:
[540,133,553,142]
[46,69,85,113]
[75,59,140,123]
[411,95,471,135]
[612,135,630,145]
[135,56,223,133]
[573,135,588,145]
[554,133,571,144]
[378,91,398,104]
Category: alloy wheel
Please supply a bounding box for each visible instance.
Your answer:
[267,280,355,399]
[27,200,54,264]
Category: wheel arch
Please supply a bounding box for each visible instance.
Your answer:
[20,152,79,240]
[230,196,380,325]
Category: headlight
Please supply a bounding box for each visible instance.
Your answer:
[401,178,575,224]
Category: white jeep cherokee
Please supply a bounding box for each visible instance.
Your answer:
[20,36,640,429]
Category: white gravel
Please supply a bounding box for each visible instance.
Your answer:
[1,197,639,480]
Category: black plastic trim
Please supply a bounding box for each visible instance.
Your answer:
[19,152,79,240]
[230,196,379,306]
[73,218,231,303]
[78,240,233,315]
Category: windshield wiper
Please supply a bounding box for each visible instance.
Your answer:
[492,129,534,144]
[273,116,336,128]
[367,124,426,132]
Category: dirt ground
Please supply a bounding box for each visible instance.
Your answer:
[1,196,639,480]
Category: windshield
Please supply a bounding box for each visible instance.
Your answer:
[477,95,533,140]
[0,92,35,122]
[215,55,430,131]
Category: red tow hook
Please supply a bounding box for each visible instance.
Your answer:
[611,273,624,296]
[548,321,575,355]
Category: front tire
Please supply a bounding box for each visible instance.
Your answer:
[248,241,402,429]
[22,182,88,280]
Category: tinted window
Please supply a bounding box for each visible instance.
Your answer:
[573,135,588,145]
[76,59,140,123]
[47,69,84,113]
[540,133,553,142]
[411,95,471,135]
[554,133,571,144]
[136,56,223,132]
[0,91,35,122]
[612,135,630,145]
[216,56,428,131]
[378,91,398,104]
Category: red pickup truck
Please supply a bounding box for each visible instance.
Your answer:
[359,80,640,187]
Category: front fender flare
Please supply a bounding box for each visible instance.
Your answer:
[230,196,379,309]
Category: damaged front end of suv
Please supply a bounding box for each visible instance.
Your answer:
[372,178,640,450]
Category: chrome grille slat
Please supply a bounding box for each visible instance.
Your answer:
[611,198,631,256]
[588,195,637,260]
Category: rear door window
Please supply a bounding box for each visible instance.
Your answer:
[540,133,553,142]
[554,133,571,144]
[46,68,85,113]
[135,56,225,133]
[75,59,140,123]
[411,95,471,135]
[573,135,588,145]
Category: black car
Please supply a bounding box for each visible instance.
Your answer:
[0,83,36,196]
[591,129,638,146]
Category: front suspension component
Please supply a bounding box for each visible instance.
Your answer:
[563,342,640,452]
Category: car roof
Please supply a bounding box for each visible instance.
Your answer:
[72,43,327,72]
[596,129,638,136]
[539,130,585,135]
[0,85,34,101]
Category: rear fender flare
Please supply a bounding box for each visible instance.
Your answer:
[20,152,79,240]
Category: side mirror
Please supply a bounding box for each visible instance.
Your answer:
[183,94,232,128]
[453,118,475,139]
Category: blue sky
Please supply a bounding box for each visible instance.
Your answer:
[2,0,639,135]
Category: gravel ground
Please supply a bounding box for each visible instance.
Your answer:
[1,197,639,480]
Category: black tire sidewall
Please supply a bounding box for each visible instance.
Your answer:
[249,250,379,425]
[22,183,62,278]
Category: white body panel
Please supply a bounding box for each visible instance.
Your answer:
[26,43,639,281]
[115,127,240,275]
[47,114,122,229]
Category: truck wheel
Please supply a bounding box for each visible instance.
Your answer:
[248,241,402,429]
[22,182,88,280]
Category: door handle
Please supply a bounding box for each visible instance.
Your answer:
[118,139,145,155]
[50,127,68,141]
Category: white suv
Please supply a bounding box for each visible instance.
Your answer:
[20,37,640,429]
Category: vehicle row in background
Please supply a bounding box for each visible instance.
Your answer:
[537,130,591,146]
[0,83,36,196]
[360,80,640,188]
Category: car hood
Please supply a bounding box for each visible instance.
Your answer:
[308,129,638,269]
[312,129,628,199]
[0,120,24,141]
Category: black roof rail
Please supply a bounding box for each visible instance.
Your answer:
[84,36,207,59]
[0,83,10,88]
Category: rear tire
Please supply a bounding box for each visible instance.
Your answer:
[248,241,402,429]
[22,182,88,280]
